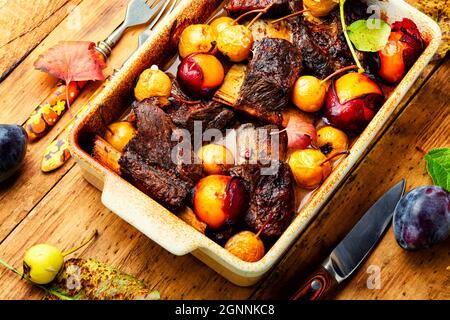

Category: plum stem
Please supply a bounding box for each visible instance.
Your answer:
[319,150,350,166]
[0,257,74,300]
[271,9,310,25]
[62,229,98,257]
[339,0,365,73]
[320,65,359,84]
[255,210,276,239]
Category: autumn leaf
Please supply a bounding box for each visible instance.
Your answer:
[45,258,160,300]
[285,115,317,150]
[34,41,106,83]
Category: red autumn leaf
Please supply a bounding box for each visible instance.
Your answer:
[34,41,107,83]
[286,115,317,150]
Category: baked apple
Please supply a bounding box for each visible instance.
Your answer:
[288,149,332,189]
[225,231,265,262]
[178,24,217,58]
[104,121,137,152]
[198,144,234,175]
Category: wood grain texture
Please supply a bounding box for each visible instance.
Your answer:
[0,166,253,300]
[0,0,84,81]
[0,0,449,300]
[0,0,145,242]
[252,57,450,300]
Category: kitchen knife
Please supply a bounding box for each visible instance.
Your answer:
[291,179,406,300]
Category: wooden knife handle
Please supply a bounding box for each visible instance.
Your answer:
[290,266,338,300]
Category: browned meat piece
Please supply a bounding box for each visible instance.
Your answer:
[119,98,202,211]
[235,38,302,122]
[291,1,373,78]
[231,161,294,239]
[225,0,290,17]
[235,123,288,165]
[167,80,235,135]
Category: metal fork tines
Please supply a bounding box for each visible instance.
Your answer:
[96,0,168,58]
[138,0,177,47]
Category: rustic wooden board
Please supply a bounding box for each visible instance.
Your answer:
[252,57,450,300]
[0,0,449,300]
[0,0,148,242]
[0,166,253,300]
[0,0,84,81]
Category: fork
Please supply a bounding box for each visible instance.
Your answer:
[23,0,168,143]
[96,0,168,59]
[40,0,178,173]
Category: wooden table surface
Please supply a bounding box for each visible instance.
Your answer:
[0,0,449,300]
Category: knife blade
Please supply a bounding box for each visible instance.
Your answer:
[291,179,406,300]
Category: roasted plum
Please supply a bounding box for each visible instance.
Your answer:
[177,53,225,99]
[393,186,450,251]
[193,175,248,230]
[378,19,424,84]
[325,72,384,133]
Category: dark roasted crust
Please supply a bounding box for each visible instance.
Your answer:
[119,98,202,211]
[225,0,290,18]
[291,1,374,79]
[167,80,236,135]
[236,38,302,118]
[230,161,294,238]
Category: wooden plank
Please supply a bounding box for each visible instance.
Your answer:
[251,57,450,300]
[0,166,254,300]
[0,0,84,81]
[0,0,147,242]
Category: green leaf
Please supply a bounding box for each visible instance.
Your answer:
[424,148,450,192]
[347,19,391,52]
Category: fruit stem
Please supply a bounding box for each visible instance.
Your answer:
[62,229,98,257]
[248,4,274,28]
[319,150,350,166]
[320,65,359,84]
[0,257,73,300]
[170,94,201,105]
[233,3,274,26]
[271,9,310,25]
[339,0,365,73]
[255,210,277,238]
[65,81,73,118]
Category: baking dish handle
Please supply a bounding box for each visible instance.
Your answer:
[101,174,201,256]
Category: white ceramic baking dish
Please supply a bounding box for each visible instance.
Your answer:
[69,0,441,286]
